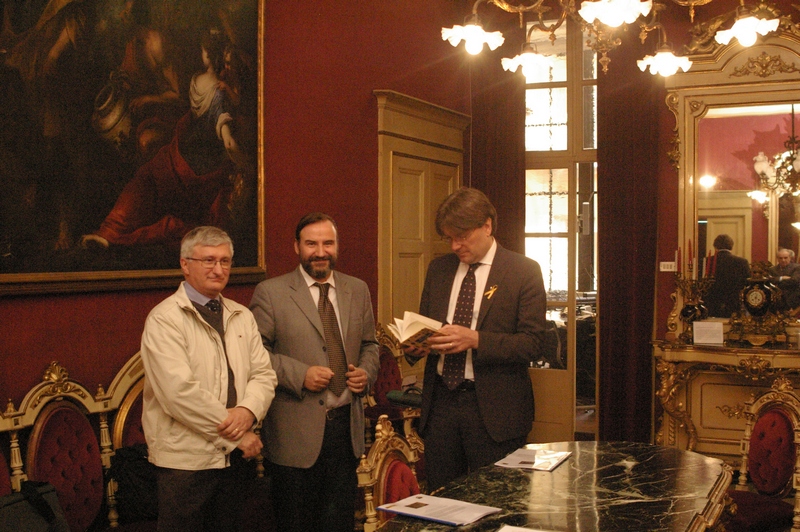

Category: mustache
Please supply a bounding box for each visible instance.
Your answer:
[309,255,332,262]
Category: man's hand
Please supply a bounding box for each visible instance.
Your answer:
[237,431,263,459]
[304,366,334,392]
[346,364,368,395]
[217,406,256,440]
[426,324,479,355]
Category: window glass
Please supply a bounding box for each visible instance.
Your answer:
[526,88,568,151]
[526,236,568,293]
[524,24,567,83]
[525,168,569,233]
[583,85,597,150]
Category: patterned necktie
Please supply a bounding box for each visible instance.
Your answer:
[204,299,236,407]
[314,283,347,396]
[442,263,480,390]
[206,299,221,313]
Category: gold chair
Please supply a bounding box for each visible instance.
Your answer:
[365,325,423,446]
[726,376,800,532]
[357,414,421,532]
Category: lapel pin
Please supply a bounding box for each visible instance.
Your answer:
[484,285,498,299]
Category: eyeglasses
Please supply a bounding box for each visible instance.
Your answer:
[185,257,234,269]
[442,229,475,246]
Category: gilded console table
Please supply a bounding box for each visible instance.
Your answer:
[653,341,800,463]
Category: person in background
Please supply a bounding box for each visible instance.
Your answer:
[249,212,379,532]
[404,187,547,491]
[140,226,276,531]
[769,248,800,310]
[704,234,750,318]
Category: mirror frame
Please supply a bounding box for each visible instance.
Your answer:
[665,30,800,336]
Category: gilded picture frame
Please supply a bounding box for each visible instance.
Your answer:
[0,0,265,294]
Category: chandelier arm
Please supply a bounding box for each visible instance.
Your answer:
[668,0,714,23]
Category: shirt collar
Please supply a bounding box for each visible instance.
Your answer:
[183,281,216,306]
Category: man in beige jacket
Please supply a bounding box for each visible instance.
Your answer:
[141,226,276,531]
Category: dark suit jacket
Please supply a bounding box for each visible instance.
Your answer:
[249,267,380,468]
[705,249,750,318]
[416,244,547,443]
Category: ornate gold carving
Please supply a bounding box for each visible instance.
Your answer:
[772,375,794,391]
[655,359,698,450]
[716,403,746,419]
[731,51,800,78]
[33,361,87,407]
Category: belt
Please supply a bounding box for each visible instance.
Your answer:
[326,404,350,421]
[436,374,475,391]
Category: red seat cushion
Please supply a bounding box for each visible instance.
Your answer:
[748,409,795,496]
[383,459,420,504]
[28,401,104,532]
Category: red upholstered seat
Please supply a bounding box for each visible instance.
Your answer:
[364,345,405,422]
[383,459,420,504]
[27,400,104,532]
[724,380,800,532]
[0,453,11,498]
[747,409,796,496]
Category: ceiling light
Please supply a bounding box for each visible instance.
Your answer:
[579,0,653,27]
[637,44,692,76]
[714,2,779,47]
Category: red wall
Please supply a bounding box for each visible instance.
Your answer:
[0,1,471,407]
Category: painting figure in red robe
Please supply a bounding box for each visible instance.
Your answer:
[81,29,246,250]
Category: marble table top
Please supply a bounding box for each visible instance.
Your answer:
[378,440,731,531]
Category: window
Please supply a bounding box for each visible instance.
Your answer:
[523,18,597,300]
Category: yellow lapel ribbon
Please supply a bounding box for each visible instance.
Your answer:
[484,285,498,299]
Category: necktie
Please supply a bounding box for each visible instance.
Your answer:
[204,299,237,407]
[442,263,480,390]
[314,283,347,396]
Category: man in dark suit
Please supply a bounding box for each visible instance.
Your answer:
[705,234,750,317]
[405,188,546,491]
[769,248,800,310]
[249,212,379,532]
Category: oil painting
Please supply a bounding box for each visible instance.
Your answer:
[0,0,264,293]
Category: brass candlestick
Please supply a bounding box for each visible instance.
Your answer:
[675,272,714,344]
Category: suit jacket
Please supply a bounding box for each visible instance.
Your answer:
[705,250,750,318]
[417,244,547,443]
[249,267,380,468]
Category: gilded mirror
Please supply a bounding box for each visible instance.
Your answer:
[666,29,800,334]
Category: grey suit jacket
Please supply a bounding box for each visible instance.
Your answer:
[249,267,379,468]
[417,244,546,442]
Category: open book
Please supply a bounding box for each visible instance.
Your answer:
[494,447,572,471]
[386,311,443,349]
[378,493,501,526]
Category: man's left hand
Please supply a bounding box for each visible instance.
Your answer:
[217,406,256,440]
[345,364,368,395]
[237,432,263,459]
[426,324,479,355]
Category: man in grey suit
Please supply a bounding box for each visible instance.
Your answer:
[249,212,379,532]
[405,188,546,491]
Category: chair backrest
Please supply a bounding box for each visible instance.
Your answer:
[26,399,104,531]
[372,344,403,407]
[358,414,420,532]
[113,377,146,449]
[738,376,800,498]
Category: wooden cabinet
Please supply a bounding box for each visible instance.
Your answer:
[653,342,800,464]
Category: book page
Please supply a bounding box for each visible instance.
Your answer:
[378,494,501,526]
[495,448,572,471]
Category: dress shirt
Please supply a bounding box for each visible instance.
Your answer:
[437,238,498,380]
[298,267,352,409]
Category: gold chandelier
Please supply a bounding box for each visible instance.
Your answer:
[442,0,782,76]
[753,105,800,197]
